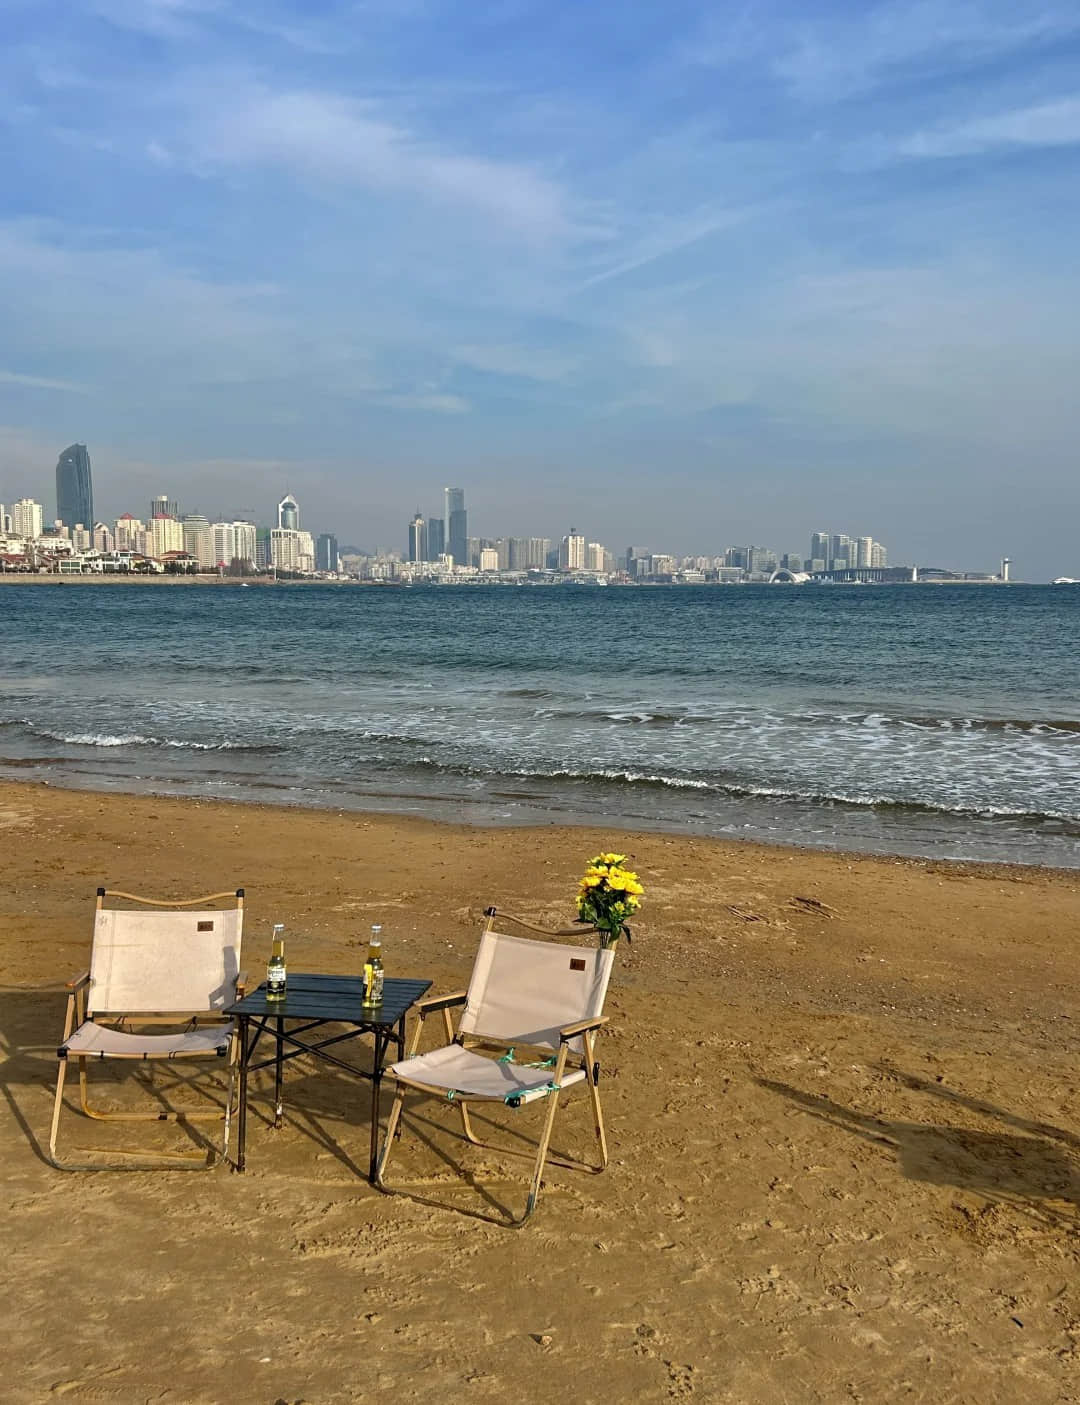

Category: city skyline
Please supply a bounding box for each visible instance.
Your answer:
[0,3,1078,574]
[0,448,1015,577]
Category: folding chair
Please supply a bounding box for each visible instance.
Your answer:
[49,887,246,1169]
[376,907,614,1223]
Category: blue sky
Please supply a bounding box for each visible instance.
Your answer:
[1,0,1079,570]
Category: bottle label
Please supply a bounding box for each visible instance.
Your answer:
[267,963,286,997]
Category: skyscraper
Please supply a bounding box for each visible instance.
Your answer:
[150,494,179,521]
[316,533,339,572]
[56,444,93,529]
[445,487,466,567]
[559,531,586,570]
[427,516,445,559]
[408,511,427,563]
[12,498,44,539]
[278,494,299,530]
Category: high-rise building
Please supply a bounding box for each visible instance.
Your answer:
[278,494,299,531]
[478,547,499,572]
[427,517,445,559]
[559,531,586,571]
[151,515,183,556]
[150,495,179,521]
[270,528,301,572]
[445,487,466,567]
[810,531,830,565]
[182,514,215,568]
[316,533,339,572]
[114,515,143,552]
[211,521,257,569]
[12,498,44,539]
[56,444,93,530]
[408,511,427,563]
[871,541,887,568]
[587,542,605,572]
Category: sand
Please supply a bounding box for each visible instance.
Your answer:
[2,778,1079,1403]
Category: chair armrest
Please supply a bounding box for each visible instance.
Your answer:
[559,1015,609,1041]
[235,970,250,998]
[65,970,91,991]
[417,990,468,1016]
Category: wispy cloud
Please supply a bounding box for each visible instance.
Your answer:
[183,82,580,241]
[0,369,89,393]
[900,96,1080,157]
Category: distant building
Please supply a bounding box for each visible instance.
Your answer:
[408,511,427,563]
[12,498,44,539]
[114,514,143,552]
[587,541,605,572]
[478,547,499,571]
[508,536,550,571]
[316,533,339,572]
[212,521,257,569]
[278,494,300,531]
[150,495,179,521]
[559,531,586,571]
[427,516,445,559]
[151,514,183,556]
[56,444,93,531]
[182,514,215,568]
[445,487,467,568]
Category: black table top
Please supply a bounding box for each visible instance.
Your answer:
[226,973,432,1026]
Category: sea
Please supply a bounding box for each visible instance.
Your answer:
[1,582,1078,867]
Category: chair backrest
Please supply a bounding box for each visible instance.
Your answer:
[458,930,614,1054]
[88,901,243,1016]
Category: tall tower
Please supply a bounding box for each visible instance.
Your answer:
[408,511,427,563]
[1000,557,1011,582]
[277,494,299,530]
[445,487,466,567]
[56,444,93,529]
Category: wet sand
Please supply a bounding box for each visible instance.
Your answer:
[2,778,1079,1402]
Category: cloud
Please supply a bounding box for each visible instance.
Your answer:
[453,344,578,382]
[374,391,469,414]
[900,96,1080,158]
[686,1,1080,101]
[184,83,579,241]
[0,370,89,393]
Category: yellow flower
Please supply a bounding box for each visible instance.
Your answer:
[600,852,626,865]
[606,872,628,892]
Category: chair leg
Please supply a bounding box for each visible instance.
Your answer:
[53,1053,224,1169]
[583,1031,608,1170]
[518,1088,563,1224]
[48,1057,69,1168]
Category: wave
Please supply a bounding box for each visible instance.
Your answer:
[406,757,1080,825]
[2,720,283,754]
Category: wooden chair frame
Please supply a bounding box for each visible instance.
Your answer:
[49,888,247,1171]
[376,907,611,1224]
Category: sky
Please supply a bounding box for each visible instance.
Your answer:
[1,0,1079,572]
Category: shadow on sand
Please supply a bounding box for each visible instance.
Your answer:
[758,1068,1080,1232]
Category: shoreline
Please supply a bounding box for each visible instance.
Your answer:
[5,771,1078,879]
[3,778,1080,1400]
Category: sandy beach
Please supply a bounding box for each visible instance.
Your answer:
[3,777,1080,1403]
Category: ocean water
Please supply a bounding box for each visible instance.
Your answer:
[1,582,1078,867]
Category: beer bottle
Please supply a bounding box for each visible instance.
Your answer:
[266,923,287,1001]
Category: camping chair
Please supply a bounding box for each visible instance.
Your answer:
[376,907,614,1223]
[49,887,246,1170]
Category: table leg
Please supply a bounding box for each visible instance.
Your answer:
[236,1015,249,1173]
[369,1028,386,1183]
[274,1015,284,1127]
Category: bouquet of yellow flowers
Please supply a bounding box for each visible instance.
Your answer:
[576,852,645,949]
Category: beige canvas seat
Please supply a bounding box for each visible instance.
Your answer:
[376,908,614,1223]
[49,887,246,1169]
